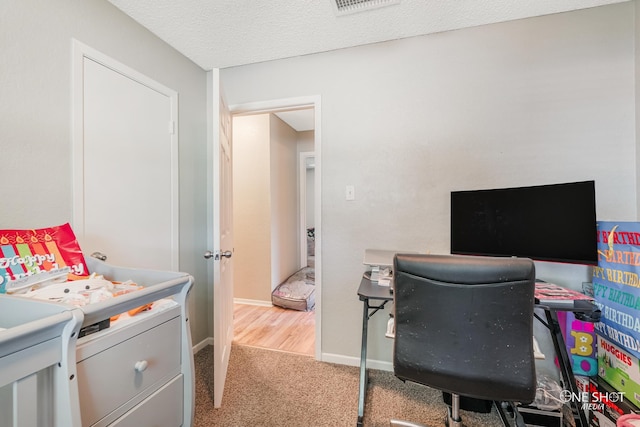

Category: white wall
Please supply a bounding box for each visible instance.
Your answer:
[0,0,210,345]
[221,3,637,365]
[269,115,300,288]
[232,115,273,302]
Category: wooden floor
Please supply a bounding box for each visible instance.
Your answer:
[233,303,315,356]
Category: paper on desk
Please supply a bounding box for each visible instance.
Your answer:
[378,277,391,287]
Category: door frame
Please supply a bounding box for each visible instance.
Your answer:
[71,39,180,270]
[230,96,322,360]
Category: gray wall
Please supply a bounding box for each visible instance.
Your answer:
[221,2,638,366]
[233,114,273,303]
[0,0,210,345]
[2,0,640,370]
[269,114,301,289]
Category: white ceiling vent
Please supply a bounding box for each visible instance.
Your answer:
[332,0,401,16]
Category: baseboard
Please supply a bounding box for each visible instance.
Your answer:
[193,337,213,354]
[234,298,272,307]
[321,352,393,372]
[192,339,393,373]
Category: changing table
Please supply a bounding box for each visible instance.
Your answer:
[0,296,84,427]
[0,257,194,427]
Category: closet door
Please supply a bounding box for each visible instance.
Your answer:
[73,42,179,271]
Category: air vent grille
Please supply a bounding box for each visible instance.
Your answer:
[333,0,400,15]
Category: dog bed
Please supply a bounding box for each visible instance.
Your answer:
[271,267,315,311]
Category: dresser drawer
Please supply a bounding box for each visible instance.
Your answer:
[77,316,181,426]
[110,374,183,427]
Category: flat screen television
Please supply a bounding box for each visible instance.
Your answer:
[450,180,597,265]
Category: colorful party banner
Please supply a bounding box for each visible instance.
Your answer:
[593,221,640,360]
[0,223,89,293]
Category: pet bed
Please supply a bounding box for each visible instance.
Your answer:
[271,266,315,311]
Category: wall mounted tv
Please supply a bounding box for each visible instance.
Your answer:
[450,180,597,265]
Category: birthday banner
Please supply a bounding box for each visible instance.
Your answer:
[593,221,640,360]
[0,223,89,293]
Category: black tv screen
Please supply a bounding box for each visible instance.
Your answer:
[450,180,597,265]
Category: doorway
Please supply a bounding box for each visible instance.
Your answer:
[229,98,321,359]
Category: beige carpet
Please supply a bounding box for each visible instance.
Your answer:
[194,345,505,427]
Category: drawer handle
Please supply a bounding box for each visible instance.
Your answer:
[134,360,149,372]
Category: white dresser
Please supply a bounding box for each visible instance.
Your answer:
[0,257,194,427]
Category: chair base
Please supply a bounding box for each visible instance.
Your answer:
[446,405,463,427]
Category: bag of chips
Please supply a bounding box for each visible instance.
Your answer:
[0,223,89,293]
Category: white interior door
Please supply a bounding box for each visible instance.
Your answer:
[207,69,234,408]
[73,41,179,271]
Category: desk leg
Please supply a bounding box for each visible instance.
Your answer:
[357,299,369,427]
[544,308,589,427]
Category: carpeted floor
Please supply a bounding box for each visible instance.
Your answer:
[194,345,505,427]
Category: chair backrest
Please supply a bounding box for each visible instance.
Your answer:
[392,253,536,403]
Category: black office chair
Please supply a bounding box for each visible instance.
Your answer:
[391,254,536,427]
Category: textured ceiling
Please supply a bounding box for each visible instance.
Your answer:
[109,0,627,70]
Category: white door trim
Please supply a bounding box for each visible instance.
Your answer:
[71,39,180,270]
[229,96,323,361]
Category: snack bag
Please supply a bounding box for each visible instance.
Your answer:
[0,223,89,293]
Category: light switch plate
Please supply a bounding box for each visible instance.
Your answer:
[346,185,355,201]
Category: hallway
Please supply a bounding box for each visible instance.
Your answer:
[233,303,315,356]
